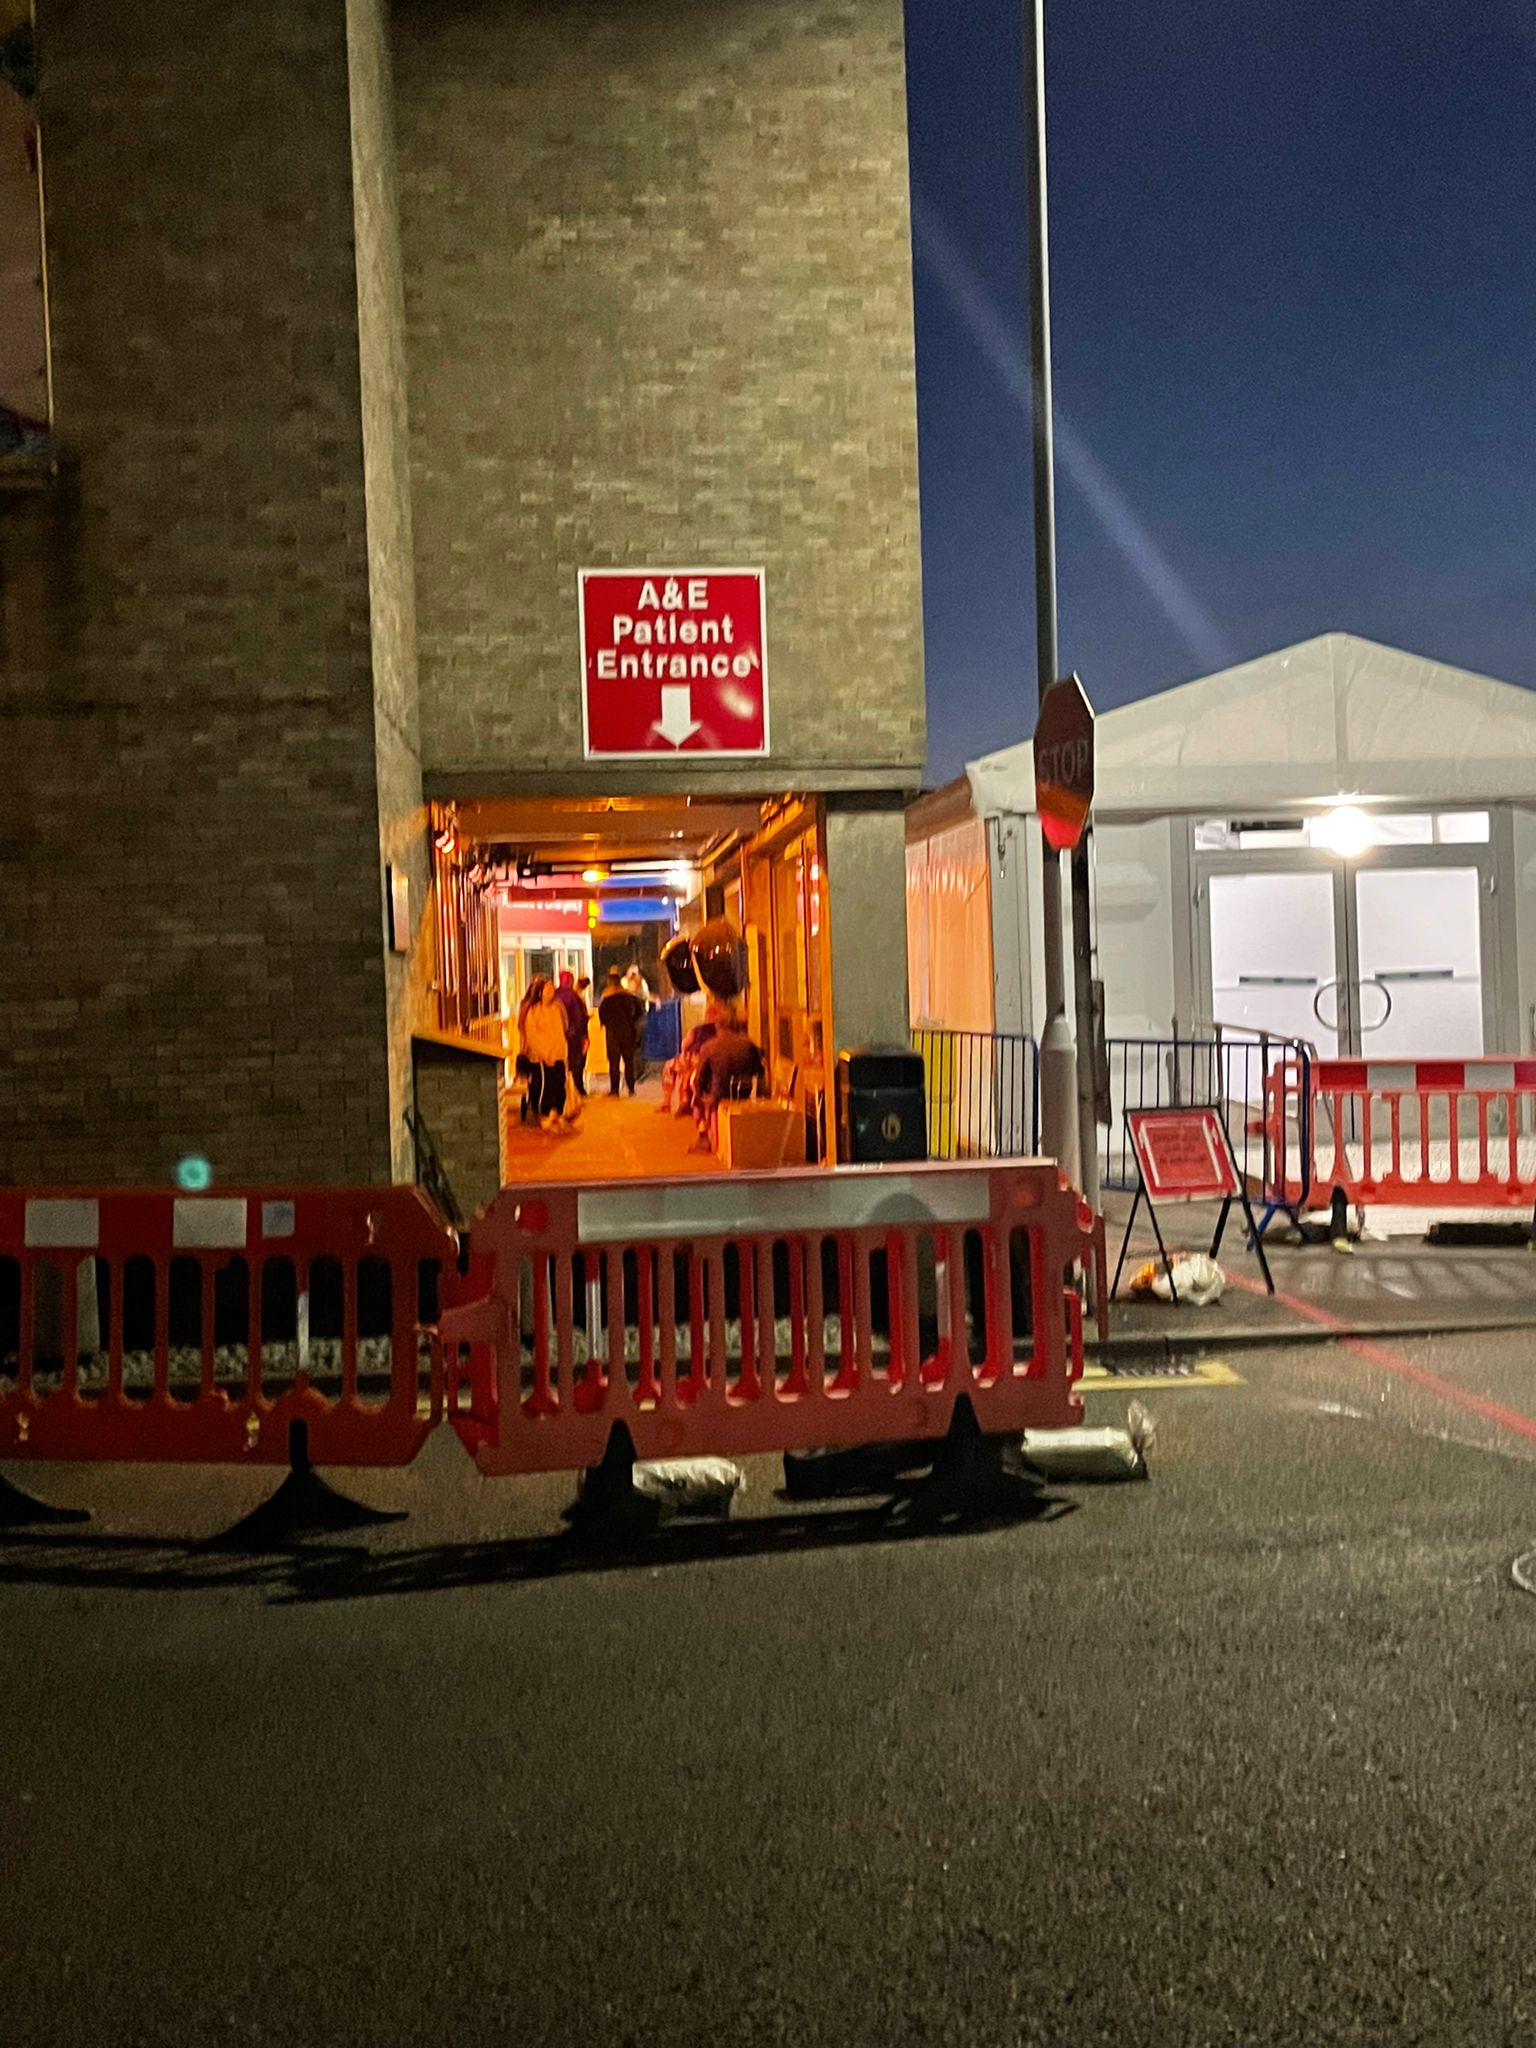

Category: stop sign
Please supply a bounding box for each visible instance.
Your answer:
[1033,672,1095,851]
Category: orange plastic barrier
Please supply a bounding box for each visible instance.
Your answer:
[0,1188,458,1466]
[440,1163,1105,1477]
[1266,1058,1536,1209]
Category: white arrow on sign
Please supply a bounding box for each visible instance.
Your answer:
[653,684,702,748]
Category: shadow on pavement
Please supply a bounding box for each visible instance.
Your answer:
[0,1486,1075,1604]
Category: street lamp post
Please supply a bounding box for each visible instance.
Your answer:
[1022,0,1078,1180]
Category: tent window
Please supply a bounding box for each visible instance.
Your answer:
[1436,812,1489,844]
[1239,821,1306,850]
[1198,811,1490,855]
[1341,814,1432,846]
[1194,820,1238,850]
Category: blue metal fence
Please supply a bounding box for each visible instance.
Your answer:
[1101,1025,1313,1213]
[643,997,683,1065]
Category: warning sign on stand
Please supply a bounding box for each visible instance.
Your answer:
[579,568,768,759]
[1128,1108,1241,1203]
[1112,1106,1274,1301]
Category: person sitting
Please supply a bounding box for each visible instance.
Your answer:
[690,1013,766,1152]
[660,1000,726,1115]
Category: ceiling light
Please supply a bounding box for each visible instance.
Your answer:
[1317,805,1373,857]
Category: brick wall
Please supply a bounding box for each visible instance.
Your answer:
[411,1042,500,1222]
[0,0,398,1185]
[394,0,925,792]
[1,0,926,1187]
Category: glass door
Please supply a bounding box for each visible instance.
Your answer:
[1207,867,1344,1055]
[500,938,593,1019]
[1347,863,1484,1060]
[1201,846,1493,1060]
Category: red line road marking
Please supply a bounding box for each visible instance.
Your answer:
[1229,1274,1536,1447]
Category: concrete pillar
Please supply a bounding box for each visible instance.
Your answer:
[824,801,911,1052]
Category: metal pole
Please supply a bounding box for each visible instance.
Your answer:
[1023,0,1077,1180]
[1071,834,1101,1206]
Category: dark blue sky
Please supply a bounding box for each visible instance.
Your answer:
[906,0,1536,783]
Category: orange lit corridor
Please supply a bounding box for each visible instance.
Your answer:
[498,1077,726,1185]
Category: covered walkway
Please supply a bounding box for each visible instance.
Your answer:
[499,1078,722,1185]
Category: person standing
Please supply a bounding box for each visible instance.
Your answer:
[515,974,546,1125]
[522,978,574,1131]
[622,963,654,1082]
[598,967,644,1097]
[554,970,589,1097]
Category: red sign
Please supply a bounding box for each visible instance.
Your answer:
[579,569,768,759]
[1033,673,1094,851]
[1126,1108,1241,1202]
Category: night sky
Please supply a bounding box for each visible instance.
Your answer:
[906,0,1536,785]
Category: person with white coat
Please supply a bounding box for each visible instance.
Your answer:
[521,978,575,1132]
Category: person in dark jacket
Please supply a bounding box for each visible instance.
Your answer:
[554,971,589,1096]
[598,968,644,1096]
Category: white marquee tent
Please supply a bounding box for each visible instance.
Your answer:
[966,632,1536,821]
[909,634,1536,1064]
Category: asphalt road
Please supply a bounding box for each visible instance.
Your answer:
[5,1327,1536,2047]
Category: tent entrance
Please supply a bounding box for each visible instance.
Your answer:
[1198,812,1495,1060]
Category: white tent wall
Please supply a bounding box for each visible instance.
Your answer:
[977,814,1186,1042]
[905,814,994,1032]
[921,808,1186,1046]
[1509,809,1536,1053]
[988,814,1033,1037]
[903,840,926,1026]
[1093,819,1183,1039]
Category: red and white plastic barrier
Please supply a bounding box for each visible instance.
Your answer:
[1,1167,1108,1499]
[0,1187,458,1467]
[1266,1058,1536,1209]
[441,1162,1105,1478]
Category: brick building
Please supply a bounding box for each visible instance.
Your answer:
[0,0,925,1196]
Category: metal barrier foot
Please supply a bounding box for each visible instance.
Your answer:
[0,1471,91,1529]
[564,1425,666,1547]
[205,1422,406,1551]
[900,1397,1044,1525]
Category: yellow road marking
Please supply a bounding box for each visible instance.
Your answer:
[1081,1358,1244,1390]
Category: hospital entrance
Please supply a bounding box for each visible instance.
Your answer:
[419,793,835,1199]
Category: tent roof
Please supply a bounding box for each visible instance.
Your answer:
[965,633,1536,821]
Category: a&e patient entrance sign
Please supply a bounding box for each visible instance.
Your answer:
[579,568,769,759]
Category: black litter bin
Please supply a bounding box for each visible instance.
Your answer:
[836,1045,928,1163]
